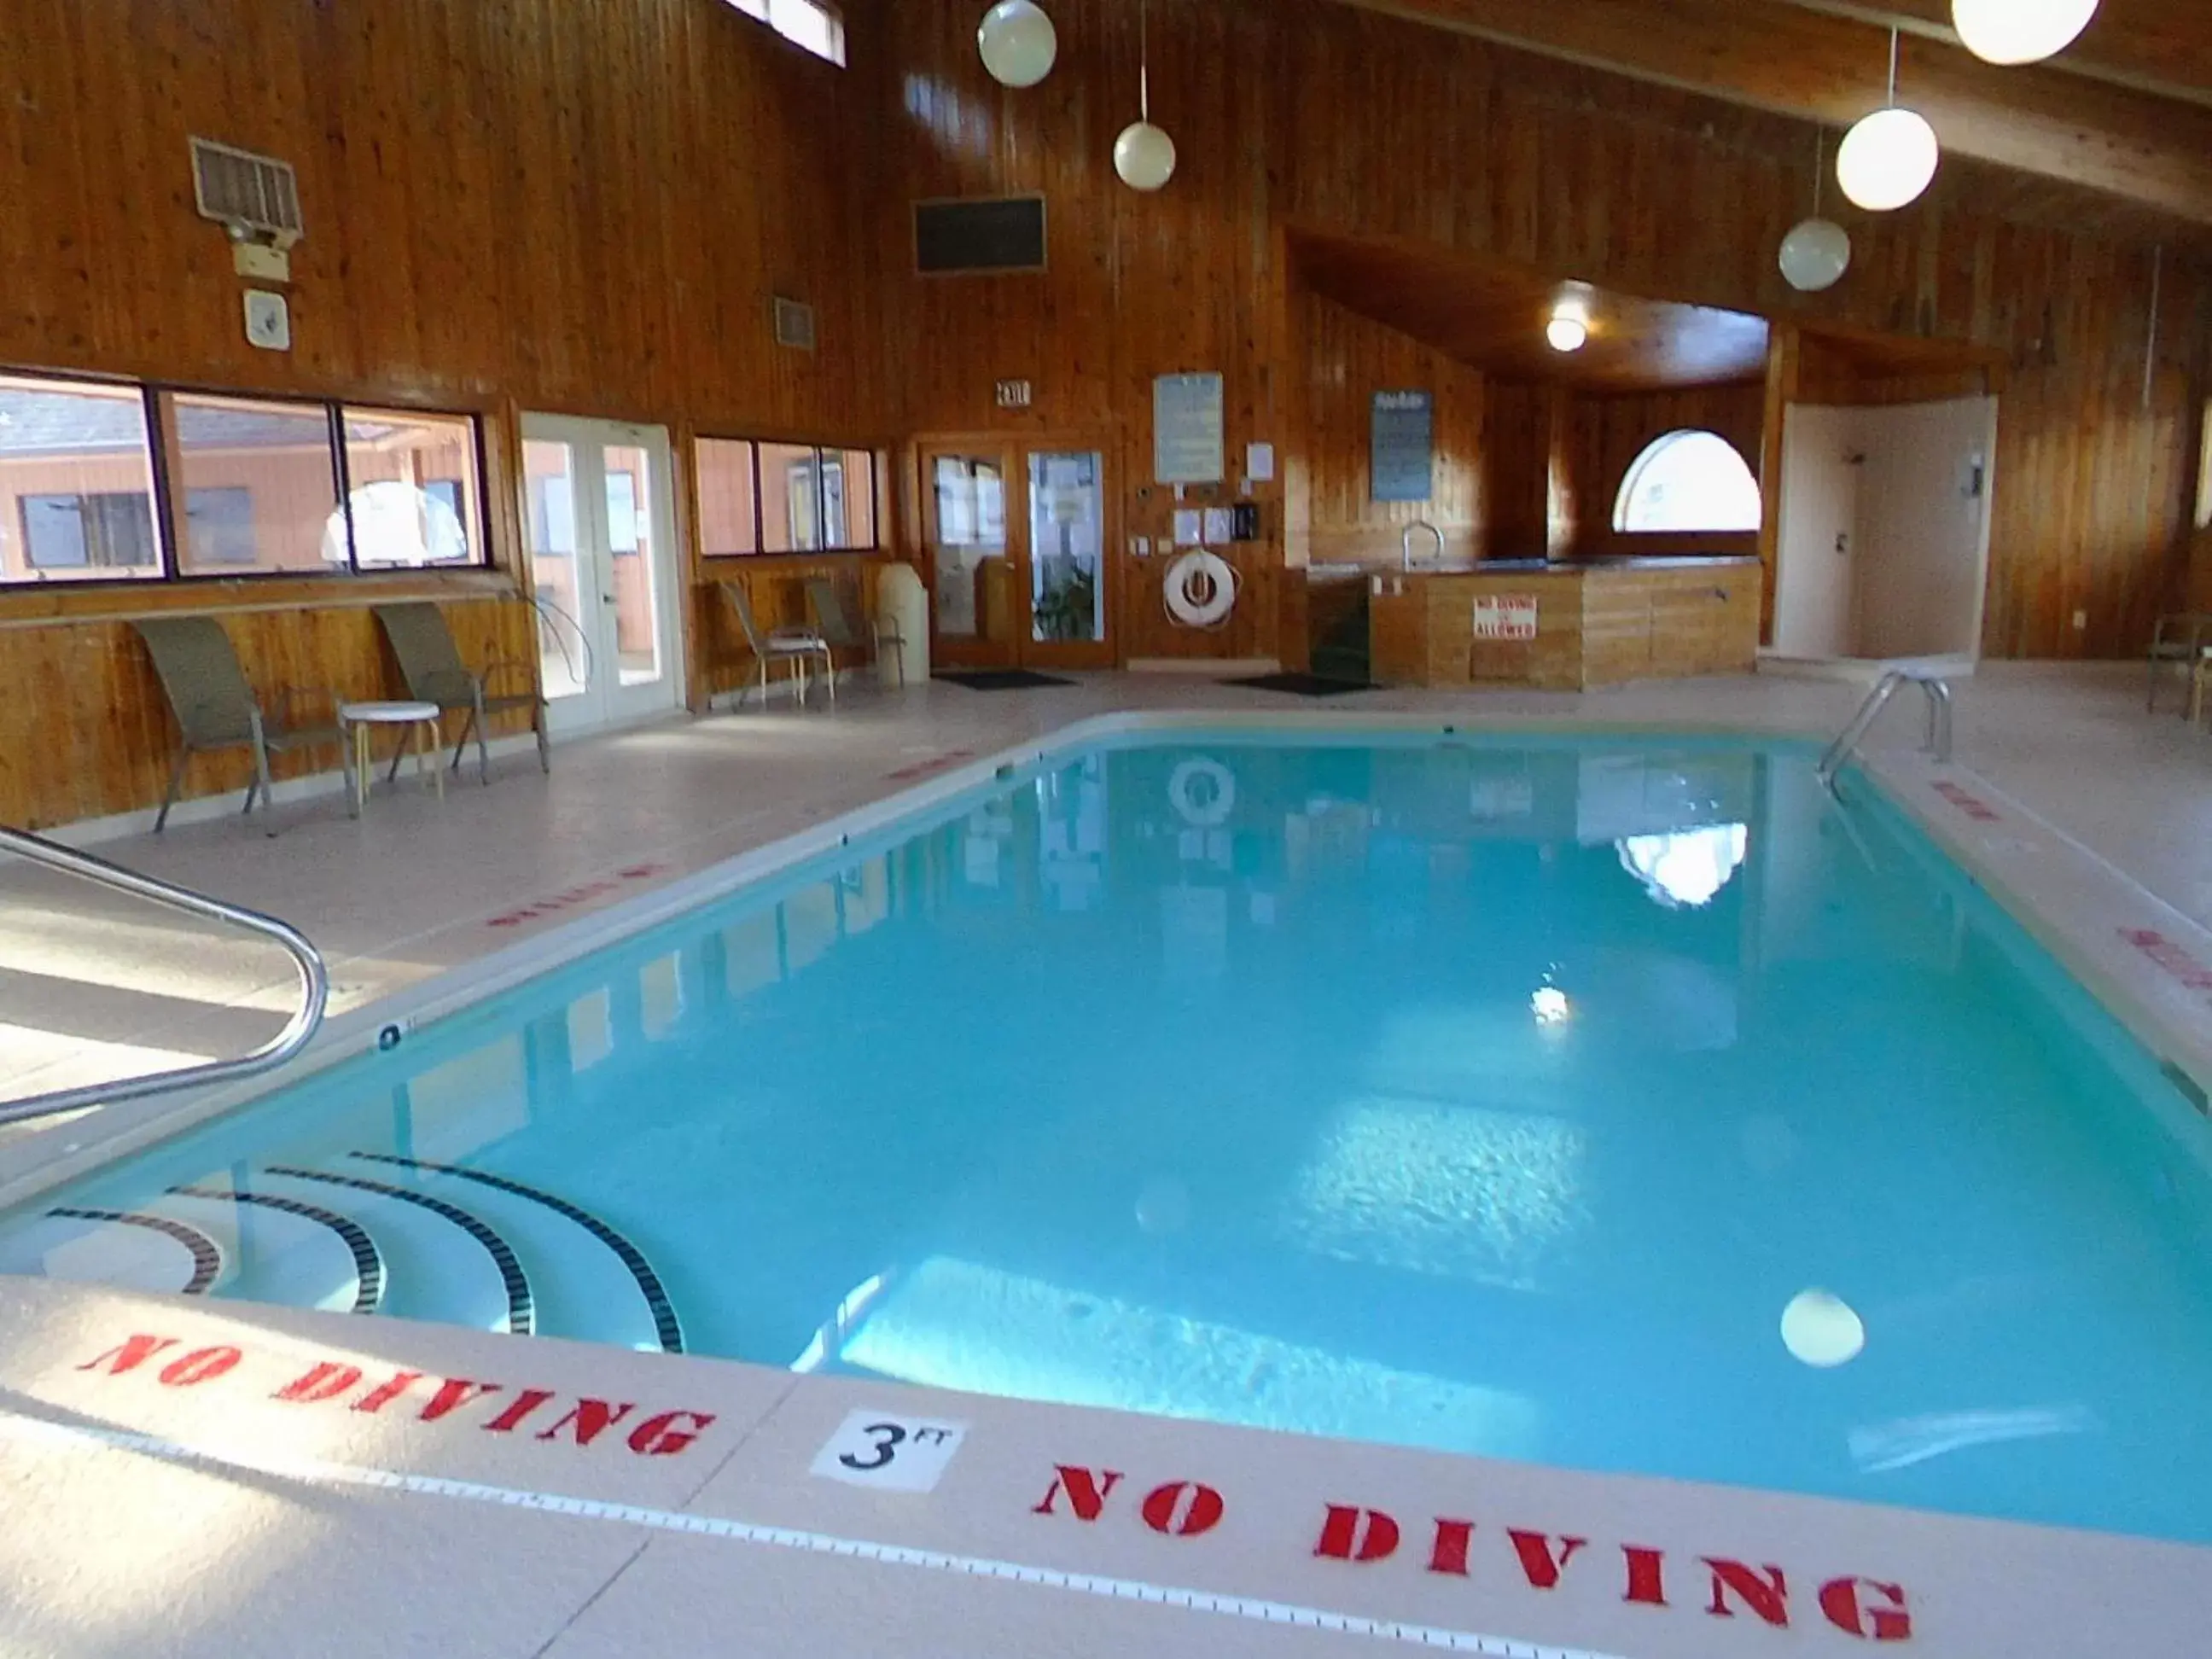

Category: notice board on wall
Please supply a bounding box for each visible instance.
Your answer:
[1155,373,1226,485]
[1371,390,1434,504]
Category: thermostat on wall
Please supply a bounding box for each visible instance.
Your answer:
[242,288,292,352]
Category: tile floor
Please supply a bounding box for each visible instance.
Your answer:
[1,663,2210,1656]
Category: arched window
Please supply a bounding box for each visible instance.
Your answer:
[1612,429,1761,533]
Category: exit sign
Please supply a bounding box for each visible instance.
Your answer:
[995,379,1033,409]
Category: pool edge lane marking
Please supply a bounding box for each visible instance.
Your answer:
[0,1413,1632,1659]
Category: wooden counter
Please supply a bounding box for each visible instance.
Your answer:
[1368,557,1761,690]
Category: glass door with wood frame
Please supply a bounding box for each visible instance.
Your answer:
[925,441,1112,672]
[521,414,685,737]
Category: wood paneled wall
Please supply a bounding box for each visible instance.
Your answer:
[879,0,2210,665]
[1301,293,1487,568]
[0,0,883,428]
[1481,382,1572,560]
[0,0,888,826]
[0,597,534,828]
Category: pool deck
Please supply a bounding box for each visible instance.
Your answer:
[4,663,2212,1656]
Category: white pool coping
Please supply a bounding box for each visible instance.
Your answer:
[2,706,2209,1656]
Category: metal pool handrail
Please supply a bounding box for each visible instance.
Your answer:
[0,824,329,1127]
[1818,670,1954,789]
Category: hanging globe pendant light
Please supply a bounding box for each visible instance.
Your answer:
[1778,131,1852,292]
[1780,218,1853,292]
[977,0,1057,89]
[1115,0,1177,192]
[1837,30,1941,212]
[1115,123,1178,193]
[1952,0,2098,67]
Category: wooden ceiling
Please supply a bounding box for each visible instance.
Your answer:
[1293,231,1774,392]
[1328,0,2212,227]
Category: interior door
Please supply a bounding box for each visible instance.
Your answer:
[924,445,1017,669]
[923,439,1114,671]
[1022,446,1113,670]
[521,415,684,735]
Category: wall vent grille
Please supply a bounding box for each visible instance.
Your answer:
[189,137,304,242]
[773,295,818,352]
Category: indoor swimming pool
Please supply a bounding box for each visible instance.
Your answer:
[6,730,2210,1545]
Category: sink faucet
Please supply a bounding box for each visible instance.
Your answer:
[1402,521,1444,572]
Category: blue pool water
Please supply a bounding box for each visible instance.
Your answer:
[9,731,2212,1542]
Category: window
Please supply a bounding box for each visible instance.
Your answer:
[170,392,340,576]
[0,369,488,585]
[0,375,166,583]
[184,487,257,565]
[20,493,158,570]
[720,0,845,64]
[1612,429,1762,534]
[338,407,484,568]
[760,441,819,553]
[693,436,880,557]
[696,439,760,556]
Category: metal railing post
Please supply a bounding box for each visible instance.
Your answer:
[1819,671,1955,789]
[0,825,328,1127]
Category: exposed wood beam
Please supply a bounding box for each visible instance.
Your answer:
[1784,1,2212,108]
[1335,0,2212,225]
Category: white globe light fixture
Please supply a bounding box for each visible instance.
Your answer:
[1115,122,1178,192]
[1952,0,2098,66]
[1115,1,1177,193]
[1837,31,1940,213]
[1837,108,1940,212]
[1545,305,1589,354]
[977,0,1057,89]
[1778,131,1853,292]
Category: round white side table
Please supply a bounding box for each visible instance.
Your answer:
[339,701,445,816]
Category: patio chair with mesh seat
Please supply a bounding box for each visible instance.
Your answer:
[805,575,906,690]
[373,602,550,784]
[132,616,353,832]
[719,580,833,705]
[2147,612,2212,719]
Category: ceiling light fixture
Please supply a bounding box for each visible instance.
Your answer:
[1545,300,1589,354]
[1837,30,1941,212]
[977,0,1057,89]
[1952,0,2098,66]
[1115,0,1177,191]
[1778,130,1852,293]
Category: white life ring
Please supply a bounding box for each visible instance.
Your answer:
[1168,758,1236,826]
[1163,550,1237,629]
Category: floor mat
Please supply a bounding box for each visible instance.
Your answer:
[934,670,1077,691]
[1222,672,1372,697]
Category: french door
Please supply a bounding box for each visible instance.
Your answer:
[923,439,1114,671]
[521,415,685,736]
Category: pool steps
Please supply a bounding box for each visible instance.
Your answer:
[0,1160,678,1353]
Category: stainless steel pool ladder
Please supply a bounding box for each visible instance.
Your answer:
[0,824,329,1127]
[1818,670,1953,789]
